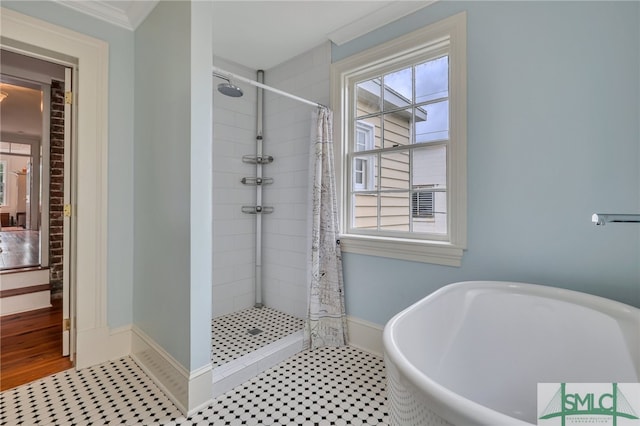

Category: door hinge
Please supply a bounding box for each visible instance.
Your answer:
[65,91,73,104]
[63,318,71,331]
[63,204,72,217]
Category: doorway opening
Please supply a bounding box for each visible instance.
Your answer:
[0,49,72,390]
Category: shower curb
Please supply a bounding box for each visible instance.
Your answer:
[212,330,303,397]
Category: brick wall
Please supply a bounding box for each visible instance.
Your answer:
[50,80,64,298]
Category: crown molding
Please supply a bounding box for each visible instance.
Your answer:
[328,0,436,46]
[125,0,159,29]
[52,0,158,31]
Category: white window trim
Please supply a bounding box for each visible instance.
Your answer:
[353,120,375,191]
[331,12,467,267]
[0,159,7,206]
[353,157,366,190]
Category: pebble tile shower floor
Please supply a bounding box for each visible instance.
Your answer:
[1,346,389,425]
[211,307,304,368]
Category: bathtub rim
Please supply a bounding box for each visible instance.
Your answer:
[382,280,640,426]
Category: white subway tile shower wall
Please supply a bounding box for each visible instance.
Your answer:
[262,42,332,319]
[212,57,259,317]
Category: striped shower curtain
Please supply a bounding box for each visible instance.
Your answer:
[304,107,348,350]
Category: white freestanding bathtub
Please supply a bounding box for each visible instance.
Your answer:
[383,281,640,426]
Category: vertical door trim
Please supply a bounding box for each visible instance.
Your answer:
[40,82,50,267]
[62,67,72,358]
[1,7,110,369]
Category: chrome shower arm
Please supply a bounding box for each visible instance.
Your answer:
[212,71,230,82]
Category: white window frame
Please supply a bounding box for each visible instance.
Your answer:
[353,157,366,190]
[0,160,6,206]
[331,12,467,267]
[353,121,375,191]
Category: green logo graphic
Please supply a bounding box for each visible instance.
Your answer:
[539,383,639,426]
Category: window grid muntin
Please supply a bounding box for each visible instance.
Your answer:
[348,142,449,239]
[0,160,6,206]
[349,52,450,238]
[356,96,449,122]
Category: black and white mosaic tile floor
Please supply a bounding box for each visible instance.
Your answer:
[212,307,304,368]
[0,357,179,425]
[1,346,389,425]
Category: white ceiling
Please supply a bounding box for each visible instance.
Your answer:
[1,1,434,137]
[0,50,67,139]
[211,1,432,70]
[54,0,433,70]
[0,82,42,139]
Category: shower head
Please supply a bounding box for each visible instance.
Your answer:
[218,81,243,97]
[213,71,243,97]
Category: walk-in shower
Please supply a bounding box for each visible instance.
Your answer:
[211,64,326,396]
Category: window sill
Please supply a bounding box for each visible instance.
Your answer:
[339,234,464,267]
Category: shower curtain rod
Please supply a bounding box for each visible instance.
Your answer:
[212,66,327,109]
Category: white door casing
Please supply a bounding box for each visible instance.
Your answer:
[62,66,73,358]
[1,7,110,369]
[41,81,51,268]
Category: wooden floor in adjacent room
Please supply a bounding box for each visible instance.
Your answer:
[0,229,40,270]
[0,299,73,391]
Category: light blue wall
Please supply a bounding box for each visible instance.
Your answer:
[133,1,192,368]
[2,1,135,328]
[188,1,214,370]
[334,1,640,325]
[133,0,212,370]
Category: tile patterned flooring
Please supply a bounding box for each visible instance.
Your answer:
[1,346,389,425]
[211,307,304,368]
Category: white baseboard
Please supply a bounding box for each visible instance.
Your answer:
[131,326,213,416]
[347,316,384,357]
[76,325,132,369]
[109,325,132,359]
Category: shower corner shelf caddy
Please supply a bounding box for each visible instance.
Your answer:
[242,155,274,165]
[241,152,274,214]
[241,177,273,186]
[242,206,274,214]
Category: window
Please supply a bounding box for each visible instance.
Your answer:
[332,12,467,266]
[353,121,375,191]
[0,160,6,206]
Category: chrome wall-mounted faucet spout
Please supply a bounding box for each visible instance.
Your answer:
[592,213,640,226]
